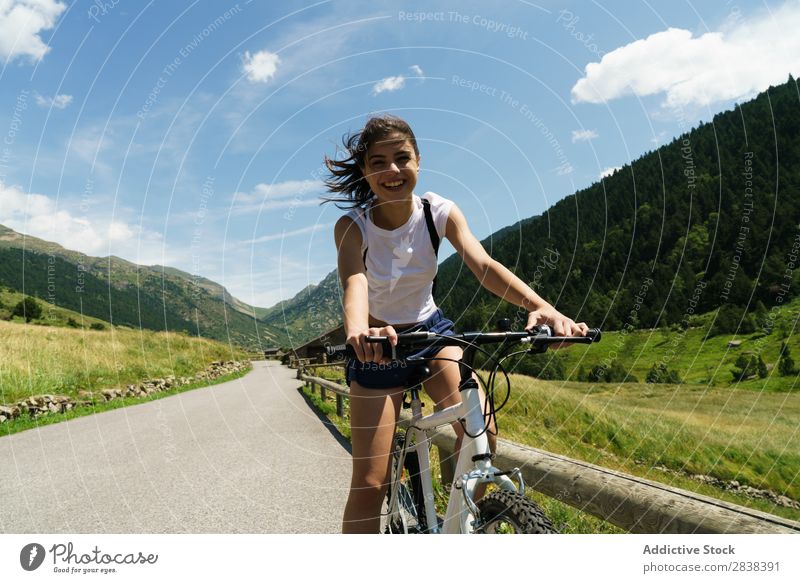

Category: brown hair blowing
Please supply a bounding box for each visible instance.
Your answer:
[322,114,419,209]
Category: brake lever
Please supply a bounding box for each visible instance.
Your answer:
[526,326,601,354]
[524,325,552,354]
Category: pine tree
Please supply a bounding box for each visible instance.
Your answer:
[753,300,770,333]
[778,342,796,376]
[757,354,768,378]
[732,353,758,381]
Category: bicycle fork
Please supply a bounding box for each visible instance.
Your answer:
[443,350,522,533]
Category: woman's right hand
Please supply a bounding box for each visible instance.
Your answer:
[346,326,398,364]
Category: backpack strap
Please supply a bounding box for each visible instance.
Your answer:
[421,198,440,254]
[421,198,440,296]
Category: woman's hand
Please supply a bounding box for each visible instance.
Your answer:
[346,326,398,363]
[525,306,588,349]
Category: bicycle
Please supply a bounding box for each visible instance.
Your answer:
[327,320,601,534]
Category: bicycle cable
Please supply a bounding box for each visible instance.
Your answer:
[414,332,519,440]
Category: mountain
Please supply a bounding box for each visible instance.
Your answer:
[0,225,286,349]
[436,77,800,331]
[259,269,342,345]
[20,77,791,350]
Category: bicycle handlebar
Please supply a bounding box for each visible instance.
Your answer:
[325,326,601,360]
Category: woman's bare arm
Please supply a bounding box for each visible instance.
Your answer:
[444,204,587,337]
[334,216,397,362]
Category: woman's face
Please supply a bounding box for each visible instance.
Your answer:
[360,135,420,204]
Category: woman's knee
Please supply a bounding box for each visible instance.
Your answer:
[349,473,390,502]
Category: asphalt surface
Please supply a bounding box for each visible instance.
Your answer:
[0,361,352,533]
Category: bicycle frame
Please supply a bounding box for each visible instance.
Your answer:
[329,325,600,533]
[387,366,523,534]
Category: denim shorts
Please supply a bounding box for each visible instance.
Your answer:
[345,308,456,389]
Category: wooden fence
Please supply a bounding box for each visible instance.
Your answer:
[294,364,800,534]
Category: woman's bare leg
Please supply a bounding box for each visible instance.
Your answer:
[342,381,404,533]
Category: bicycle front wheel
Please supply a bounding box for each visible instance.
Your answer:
[475,490,557,534]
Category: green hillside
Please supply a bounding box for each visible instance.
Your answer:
[0,226,286,349]
[436,77,800,335]
[0,287,109,329]
[505,295,800,392]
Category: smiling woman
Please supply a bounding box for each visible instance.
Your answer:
[321,114,588,533]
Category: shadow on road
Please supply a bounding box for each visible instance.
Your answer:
[296,387,352,454]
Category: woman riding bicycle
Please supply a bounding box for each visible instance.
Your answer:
[324,114,588,533]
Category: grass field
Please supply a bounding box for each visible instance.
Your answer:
[0,319,247,406]
[302,365,800,532]
[549,300,800,391]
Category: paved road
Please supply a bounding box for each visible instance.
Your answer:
[0,361,352,533]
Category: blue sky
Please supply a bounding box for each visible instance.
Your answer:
[1,0,798,308]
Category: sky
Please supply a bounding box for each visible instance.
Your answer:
[1,0,798,309]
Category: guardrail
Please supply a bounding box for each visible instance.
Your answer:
[296,368,800,534]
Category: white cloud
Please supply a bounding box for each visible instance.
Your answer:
[35,92,72,109]
[0,0,66,62]
[0,182,170,265]
[571,129,598,143]
[235,222,334,247]
[68,125,114,164]
[409,64,424,77]
[372,75,405,95]
[230,180,326,217]
[232,180,325,204]
[242,50,280,83]
[600,166,622,179]
[571,2,800,109]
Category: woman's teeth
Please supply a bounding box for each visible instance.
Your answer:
[383,180,404,190]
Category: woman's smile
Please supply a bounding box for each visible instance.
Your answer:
[380,178,406,192]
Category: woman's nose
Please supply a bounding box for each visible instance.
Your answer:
[388,162,400,173]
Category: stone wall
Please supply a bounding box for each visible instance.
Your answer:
[0,360,250,424]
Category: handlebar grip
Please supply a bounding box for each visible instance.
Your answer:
[325,343,356,359]
[586,328,602,342]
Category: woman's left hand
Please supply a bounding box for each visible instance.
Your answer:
[525,306,589,349]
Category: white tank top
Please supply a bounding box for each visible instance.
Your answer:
[346,192,454,325]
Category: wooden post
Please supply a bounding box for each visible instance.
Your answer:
[437,444,456,488]
[432,404,455,487]
[320,385,327,401]
[336,394,344,417]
